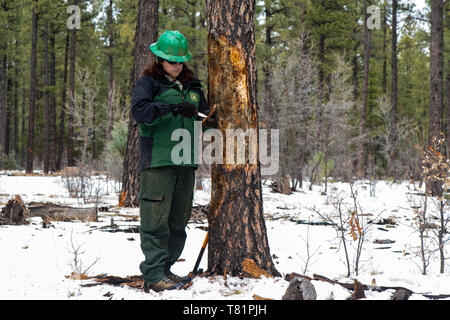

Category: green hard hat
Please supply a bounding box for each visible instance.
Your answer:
[150,30,191,62]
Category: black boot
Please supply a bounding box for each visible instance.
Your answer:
[143,277,183,293]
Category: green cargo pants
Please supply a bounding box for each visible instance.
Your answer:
[139,166,195,284]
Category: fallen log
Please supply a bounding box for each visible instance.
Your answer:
[373,239,396,244]
[28,202,98,222]
[312,273,409,292]
[286,272,450,300]
[311,273,450,300]
[79,274,144,289]
[290,218,336,227]
[1,196,98,224]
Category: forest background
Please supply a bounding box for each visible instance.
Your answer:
[0,0,443,191]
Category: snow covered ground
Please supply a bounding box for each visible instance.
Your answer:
[1,170,450,300]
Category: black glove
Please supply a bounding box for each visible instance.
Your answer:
[170,102,197,118]
[202,112,218,129]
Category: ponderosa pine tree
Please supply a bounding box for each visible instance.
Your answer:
[205,0,280,277]
[121,0,159,207]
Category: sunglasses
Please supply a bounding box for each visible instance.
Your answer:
[161,58,184,65]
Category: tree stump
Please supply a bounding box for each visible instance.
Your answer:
[270,177,291,195]
[348,279,366,300]
[0,195,30,225]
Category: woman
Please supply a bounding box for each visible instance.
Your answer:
[131,30,216,292]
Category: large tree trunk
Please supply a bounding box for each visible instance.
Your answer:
[357,0,372,177]
[429,0,444,197]
[26,1,38,174]
[121,0,159,207]
[388,0,398,176]
[205,0,280,277]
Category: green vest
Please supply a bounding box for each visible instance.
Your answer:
[138,78,203,169]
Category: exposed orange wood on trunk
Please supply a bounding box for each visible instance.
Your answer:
[206,0,279,278]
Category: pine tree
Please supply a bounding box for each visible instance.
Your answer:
[205,0,280,277]
[121,0,159,207]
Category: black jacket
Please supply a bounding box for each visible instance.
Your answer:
[131,74,217,171]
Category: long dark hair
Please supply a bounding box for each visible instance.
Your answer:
[142,59,194,83]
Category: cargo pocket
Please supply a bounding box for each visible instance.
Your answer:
[138,123,154,138]
[140,192,164,211]
[140,191,167,232]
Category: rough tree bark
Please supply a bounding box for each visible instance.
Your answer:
[205,0,280,277]
[121,0,159,207]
